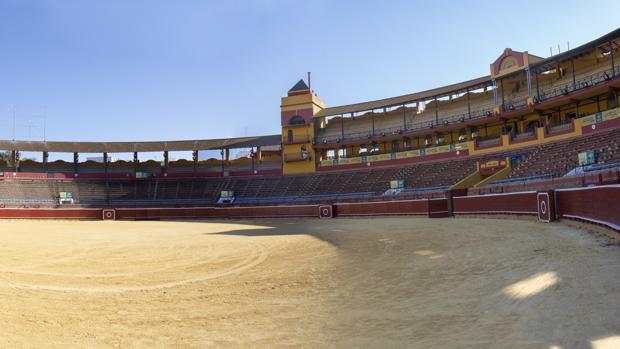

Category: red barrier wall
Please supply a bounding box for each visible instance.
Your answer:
[334,199,430,216]
[115,205,319,220]
[428,198,449,217]
[0,187,617,233]
[555,185,620,231]
[0,208,102,219]
[453,191,538,215]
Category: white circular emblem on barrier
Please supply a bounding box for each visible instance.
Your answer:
[103,210,115,220]
[322,208,329,216]
[592,124,596,130]
[539,200,547,215]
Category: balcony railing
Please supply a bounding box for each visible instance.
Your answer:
[510,129,537,143]
[315,106,494,145]
[538,65,620,103]
[314,65,619,146]
[546,119,574,134]
[475,135,502,148]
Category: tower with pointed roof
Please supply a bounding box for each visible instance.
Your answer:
[280,79,325,174]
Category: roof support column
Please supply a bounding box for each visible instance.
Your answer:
[133,152,139,176]
[575,100,580,118]
[371,111,375,136]
[163,151,169,174]
[250,147,255,173]
[402,105,406,130]
[492,80,498,106]
[42,151,48,172]
[500,79,505,109]
[434,98,439,125]
[341,114,345,141]
[535,68,540,100]
[73,152,79,175]
[220,149,225,175]
[11,150,18,172]
[526,67,532,98]
[610,40,616,77]
[571,58,576,92]
[383,108,388,132]
[103,152,108,175]
[466,89,471,118]
[192,150,198,173]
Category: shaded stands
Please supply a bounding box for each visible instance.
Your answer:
[2,124,620,206]
[0,180,78,205]
[0,154,483,206]
[470,162,620,195]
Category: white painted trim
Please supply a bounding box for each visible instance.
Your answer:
[555,184,620,192]
[454,210,537,215]
[454,191,536,199]
[116,205,318,211]
[334,199,428,206]
[561,214,620,231]
[336,212,428,216]
[0,216,101,219]
[0,208,101,211]
[119,214,317,219]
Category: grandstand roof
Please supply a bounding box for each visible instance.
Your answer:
[316,27,620,118]
[315,75,492,117]
[0,134,282,153]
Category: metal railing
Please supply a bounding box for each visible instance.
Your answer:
[538,64,620,103]
[315,65,620,146]
[546,118,574,134]
[315,106,494,144]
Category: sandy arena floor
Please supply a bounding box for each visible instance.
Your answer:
[0,217,618,348]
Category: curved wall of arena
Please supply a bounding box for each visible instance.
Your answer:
[0,186,617,232]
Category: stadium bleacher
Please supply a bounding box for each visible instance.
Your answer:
[1,123,619,206]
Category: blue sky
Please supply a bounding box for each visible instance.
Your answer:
[0,0,619,144]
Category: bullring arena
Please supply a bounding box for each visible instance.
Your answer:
[0,217,618,348]
[2,27,620,348]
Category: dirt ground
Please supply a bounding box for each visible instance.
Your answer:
[0,217,618,349]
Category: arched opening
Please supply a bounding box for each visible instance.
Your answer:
[288,116,305,126]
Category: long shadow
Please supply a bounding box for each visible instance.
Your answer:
[153,217,355,245]
[146,217,619,348]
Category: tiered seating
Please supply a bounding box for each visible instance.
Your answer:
[0,180,78,204]
[0,156,478,205]
[509,127,620,178]
[1,125,618,205]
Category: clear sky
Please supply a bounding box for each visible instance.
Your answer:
[1,0,619,143]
